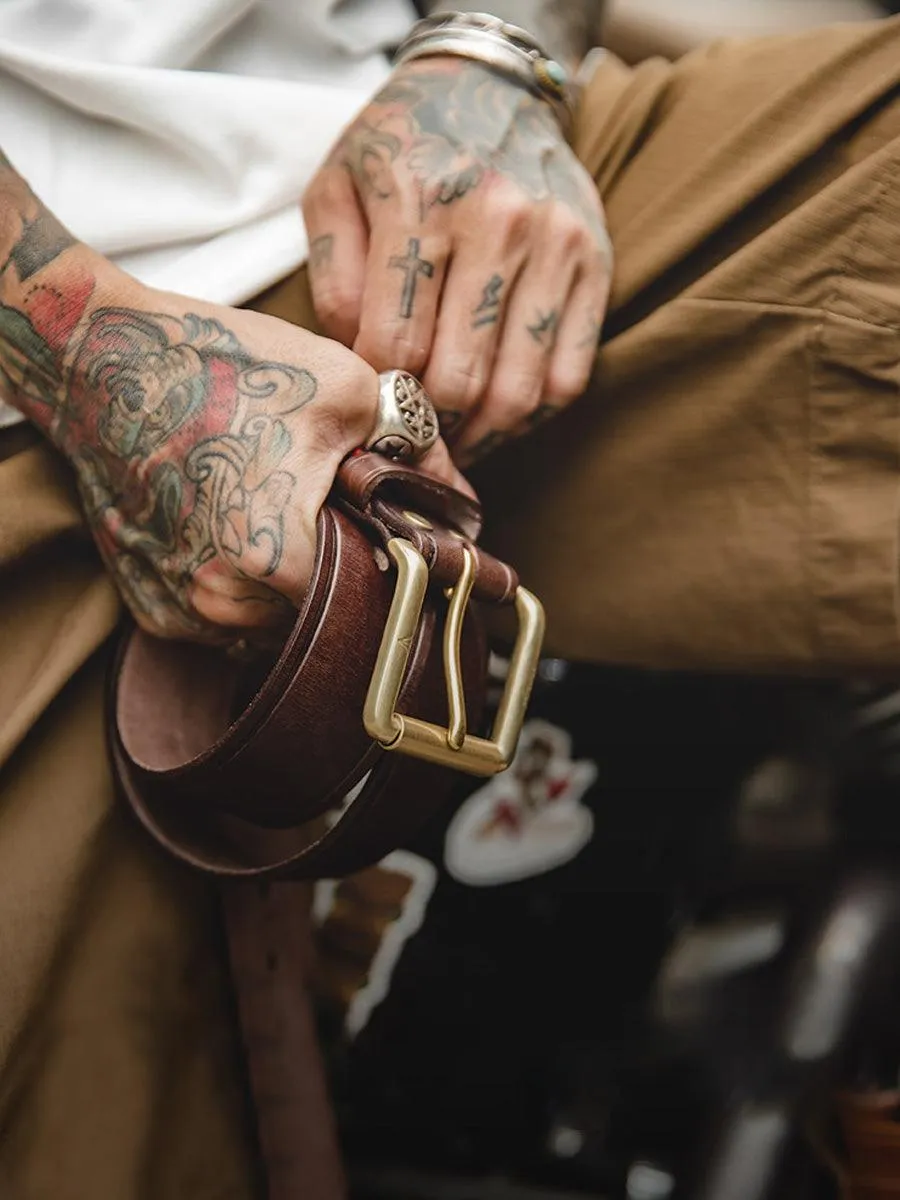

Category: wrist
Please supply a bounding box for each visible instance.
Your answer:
[421,3,598,72]
[394,15,573,136]
[0,240,141,437]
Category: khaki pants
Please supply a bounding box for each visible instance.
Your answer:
[4,19,900,1196]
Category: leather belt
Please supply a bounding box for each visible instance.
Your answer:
[109,451,544,1198]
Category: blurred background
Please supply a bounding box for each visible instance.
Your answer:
[600,0,888,62]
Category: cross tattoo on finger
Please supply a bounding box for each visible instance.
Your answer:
[389,237,435,319]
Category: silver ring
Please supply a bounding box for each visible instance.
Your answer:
[366,370,439,463]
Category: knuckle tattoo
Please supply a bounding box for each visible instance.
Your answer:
[526,308,560,350]
[471,273,504,329]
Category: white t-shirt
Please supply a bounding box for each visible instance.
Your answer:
[0,0,417,423]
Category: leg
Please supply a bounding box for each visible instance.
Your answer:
[470,19,900,673]
[0,430,258,1198]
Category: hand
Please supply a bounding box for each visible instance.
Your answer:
[302,57,612,462]
[25,282,463,642]
[0,155,467,644]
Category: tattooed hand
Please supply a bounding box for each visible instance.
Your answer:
[303,57,612,462]
[0,150,463,641]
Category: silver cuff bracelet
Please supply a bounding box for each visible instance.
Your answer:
[393,11,574,134]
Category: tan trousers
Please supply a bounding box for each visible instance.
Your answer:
[4,19,900,1196]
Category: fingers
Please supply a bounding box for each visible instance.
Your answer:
[400,197,611,462]
[352,218,450,379]
[453,215,610,462]
[544,264,610,406]
[416,437,476,499]
[453,240,578,458]
[421,227,527,437]
[306,151,612,470]
[302,164,369,346]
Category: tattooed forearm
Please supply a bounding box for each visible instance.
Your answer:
[0,151,325,639]
[0,175,319,634]
[0,149,84,412]
[389,236,435,319]
[0,152,77,283]
[2,210,76,281]
[61,309,317,634]
[0,302,64,412]
[472,273,504,328]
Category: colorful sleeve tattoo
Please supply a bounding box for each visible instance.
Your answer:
[0,148,319,637]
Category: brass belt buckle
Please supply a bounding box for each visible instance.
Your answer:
[363,538,545,776]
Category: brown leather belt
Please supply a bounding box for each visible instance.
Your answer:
[109,451,544,1198]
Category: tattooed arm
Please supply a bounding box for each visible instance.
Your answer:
[0,147,462,641]
[302,48,612,464]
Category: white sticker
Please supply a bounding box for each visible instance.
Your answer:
[444,720,597,887]
[312,850,437,1039]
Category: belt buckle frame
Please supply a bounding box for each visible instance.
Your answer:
[363,538,545,776]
